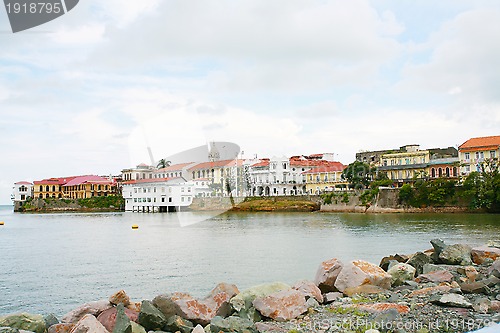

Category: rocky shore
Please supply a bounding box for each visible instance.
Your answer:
[1,240,499,333]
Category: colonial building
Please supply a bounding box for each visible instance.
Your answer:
[121,163,155,181]
[122,177,194,212]
[458,135,500,176]
[33,175,116,199]
[155,162,196,180]
[34,176,75,199]
[12,181,33,202]
[188,159,245,197]
[303,162,347,194]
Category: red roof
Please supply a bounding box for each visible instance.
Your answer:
[290,159,332,167]
[15,181,32,185]
[302,162,346,174]
[157,162,195,172]
[33,176,78,186]
[459,136,500,152]
[251,160,270,168]
[63,175,114,187]
[188,159,243,171]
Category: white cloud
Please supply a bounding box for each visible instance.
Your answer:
[50,23,106,45]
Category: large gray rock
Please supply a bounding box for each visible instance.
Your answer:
[164,315,193,333]
[430,239,447,262]
[314,258,344,293]
[387,263,416,287]
[97,305,138,332]
[61,300,112,324]
[70,314,108,333]
[43,314,59,330]
[488,258,500,278]
[334,260,391,293]
[430,294,472,308]
[130,322,146,333]
[112,304,132,333]
[0,314,46,333]
[210,316,257,333]
[407,252,433,275]
[439,244,472,265]
[138,300,167,331]
[252,290,307,321]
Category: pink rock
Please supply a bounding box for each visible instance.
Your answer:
[334,260,391,293]
[350,302,410,314]
[408,285,452,298]
[252,290,307,321]
[314,258,344,292]
[48,323,74,333]
[69,314,108,333]
[489,300,500,313]
[62,300,112,324]
[471,246,500,264]
[415,270,454,284]
[292,280,323,303]
[109,290,131,306]
[97,306,139,332]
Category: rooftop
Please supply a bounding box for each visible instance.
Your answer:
[459,135,500,150]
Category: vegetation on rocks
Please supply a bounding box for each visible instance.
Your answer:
[17,196,124,212]
[232,197,320,212]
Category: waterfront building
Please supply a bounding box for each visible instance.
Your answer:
[303,163,347,194]
[427,147,460,180]
[356,149,398,165]
[12,181,33,202]
[121,163,155,181]
[154,162,196,180]
[458,135,500,176]
[33,175,116,199]
[188,159,245,197]
[122,177,194,212]
[34,176,75,199]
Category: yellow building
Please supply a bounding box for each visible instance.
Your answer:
[459,135,500,177]
[378,145,429,183]
[33,175,116,199]
[303,162,347,194]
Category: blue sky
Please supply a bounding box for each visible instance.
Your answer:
[1,0,500,204]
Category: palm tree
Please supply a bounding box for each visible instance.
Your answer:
[157,159,171,169]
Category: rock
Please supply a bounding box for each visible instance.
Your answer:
[423,264,459,274]
[439,244,472,265]
[415,270,454,284]
[109,290,131,307]
[206,283,239,319]
[373,308,401,330]
[208,283,239,300]
[97,305,139,332]
[0,328,19,333]
[130,322,146,333]
[490,300,500,313]
[138,300,168,331]
[126,303,141,313]
[305,298,319,309]
[192,324,204,333]
[430,293,472,308]
[47,323,74,333]
[334,260,391,293]
[313,258,344,293]
[61,300,112,324]
[430,239,447,262]
[0,314,46,333]
[323,292,343,303]
[164,315,193,333]
[488,259,500,278]
[210,316,257,333]
[343,285,386,297]
[292,280,323,303]
[253,322,287,333]
[407,252,433,275]
[387,263,416,286]
[69,314,108,333]
[379,254,408,271]
[113,304,132,333]
[252,290,307,321]
[152,293,186,319]
[408,285,453,298]
[44,314,59,329]
[460,281,490,294]
[471,246,500,265]
[229,282,290,319]
[473,298,491,314]
[349,303,410,314]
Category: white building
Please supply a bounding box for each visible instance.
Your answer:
[12,181,33,202]
[122,177,194,212]
[121,163,155,181]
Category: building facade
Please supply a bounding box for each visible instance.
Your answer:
[12,181,33,202]
[303,163,347,194]
[33,175,116,199]
[458,136,500,176]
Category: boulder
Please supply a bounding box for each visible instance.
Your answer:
[137,300,167,331]
[164,315,193,333]
[208,283,239,300]
[430,239,447,262]
[192,324,204,333]
[334,260,391,293]
[109,290,131,307]
[210,316,257,333]
[459,281,489,294]
[0,313,46,333]
[48,323,74,333]
[292,280,323,303]
[415,270,454,284]
[113,304,132,333]
[343,285,386,297]
[0,328,19,333]
[379,254,408,271]
[430,294,472,308]
[407,252,433,275]
[408,285,453,298]
[314,258,344,293]
[152,293,190,319]
[69,314,108,333]
[61,300,112,324]
[323,292,343,303]
[229,282,290,316]
[487,259,500,278]
[97,305,138,332]
[43,314,59,329]
[206,283,239,319]
[471,246,500,265]
[126,303,141,313]
[252,290,307,321]
[439,244,472,265]
[490,300,500,313]
[130,322,146,333]
[387,263,416,286]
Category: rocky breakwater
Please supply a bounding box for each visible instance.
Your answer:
[1,240,500,333]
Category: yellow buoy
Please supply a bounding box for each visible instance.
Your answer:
[0,221,4,226]
[131,224,139,229]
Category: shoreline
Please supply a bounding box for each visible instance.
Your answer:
[1,239,499,333]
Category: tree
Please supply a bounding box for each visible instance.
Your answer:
[157,159,171,169]
[341,161,375,189]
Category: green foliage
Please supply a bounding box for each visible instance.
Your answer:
[398,178,458,208]
[461,159,500,212]
[399,183,413,206]
[342,161,375,189]
[78,195,124,209]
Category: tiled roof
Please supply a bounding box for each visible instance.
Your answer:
[63,175,114,187]
[33,176,78,185]
[251,160,270,168]
[302,162,346,174]
[157,162,195,172]
[459,136,500,150]
[15,181,32,185]
[188,159,243,171]
[290,159,332,167]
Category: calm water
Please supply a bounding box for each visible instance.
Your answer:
[0,205,499,317]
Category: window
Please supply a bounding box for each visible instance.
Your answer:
[181,197,184,202]
[46,185,49,191]
[40,185,43,191]
[383,160,387,166]
[491,151,497,158]
[480,151,484,159]
[465,152,470,160]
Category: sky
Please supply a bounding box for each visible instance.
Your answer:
[1,0,500,204]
